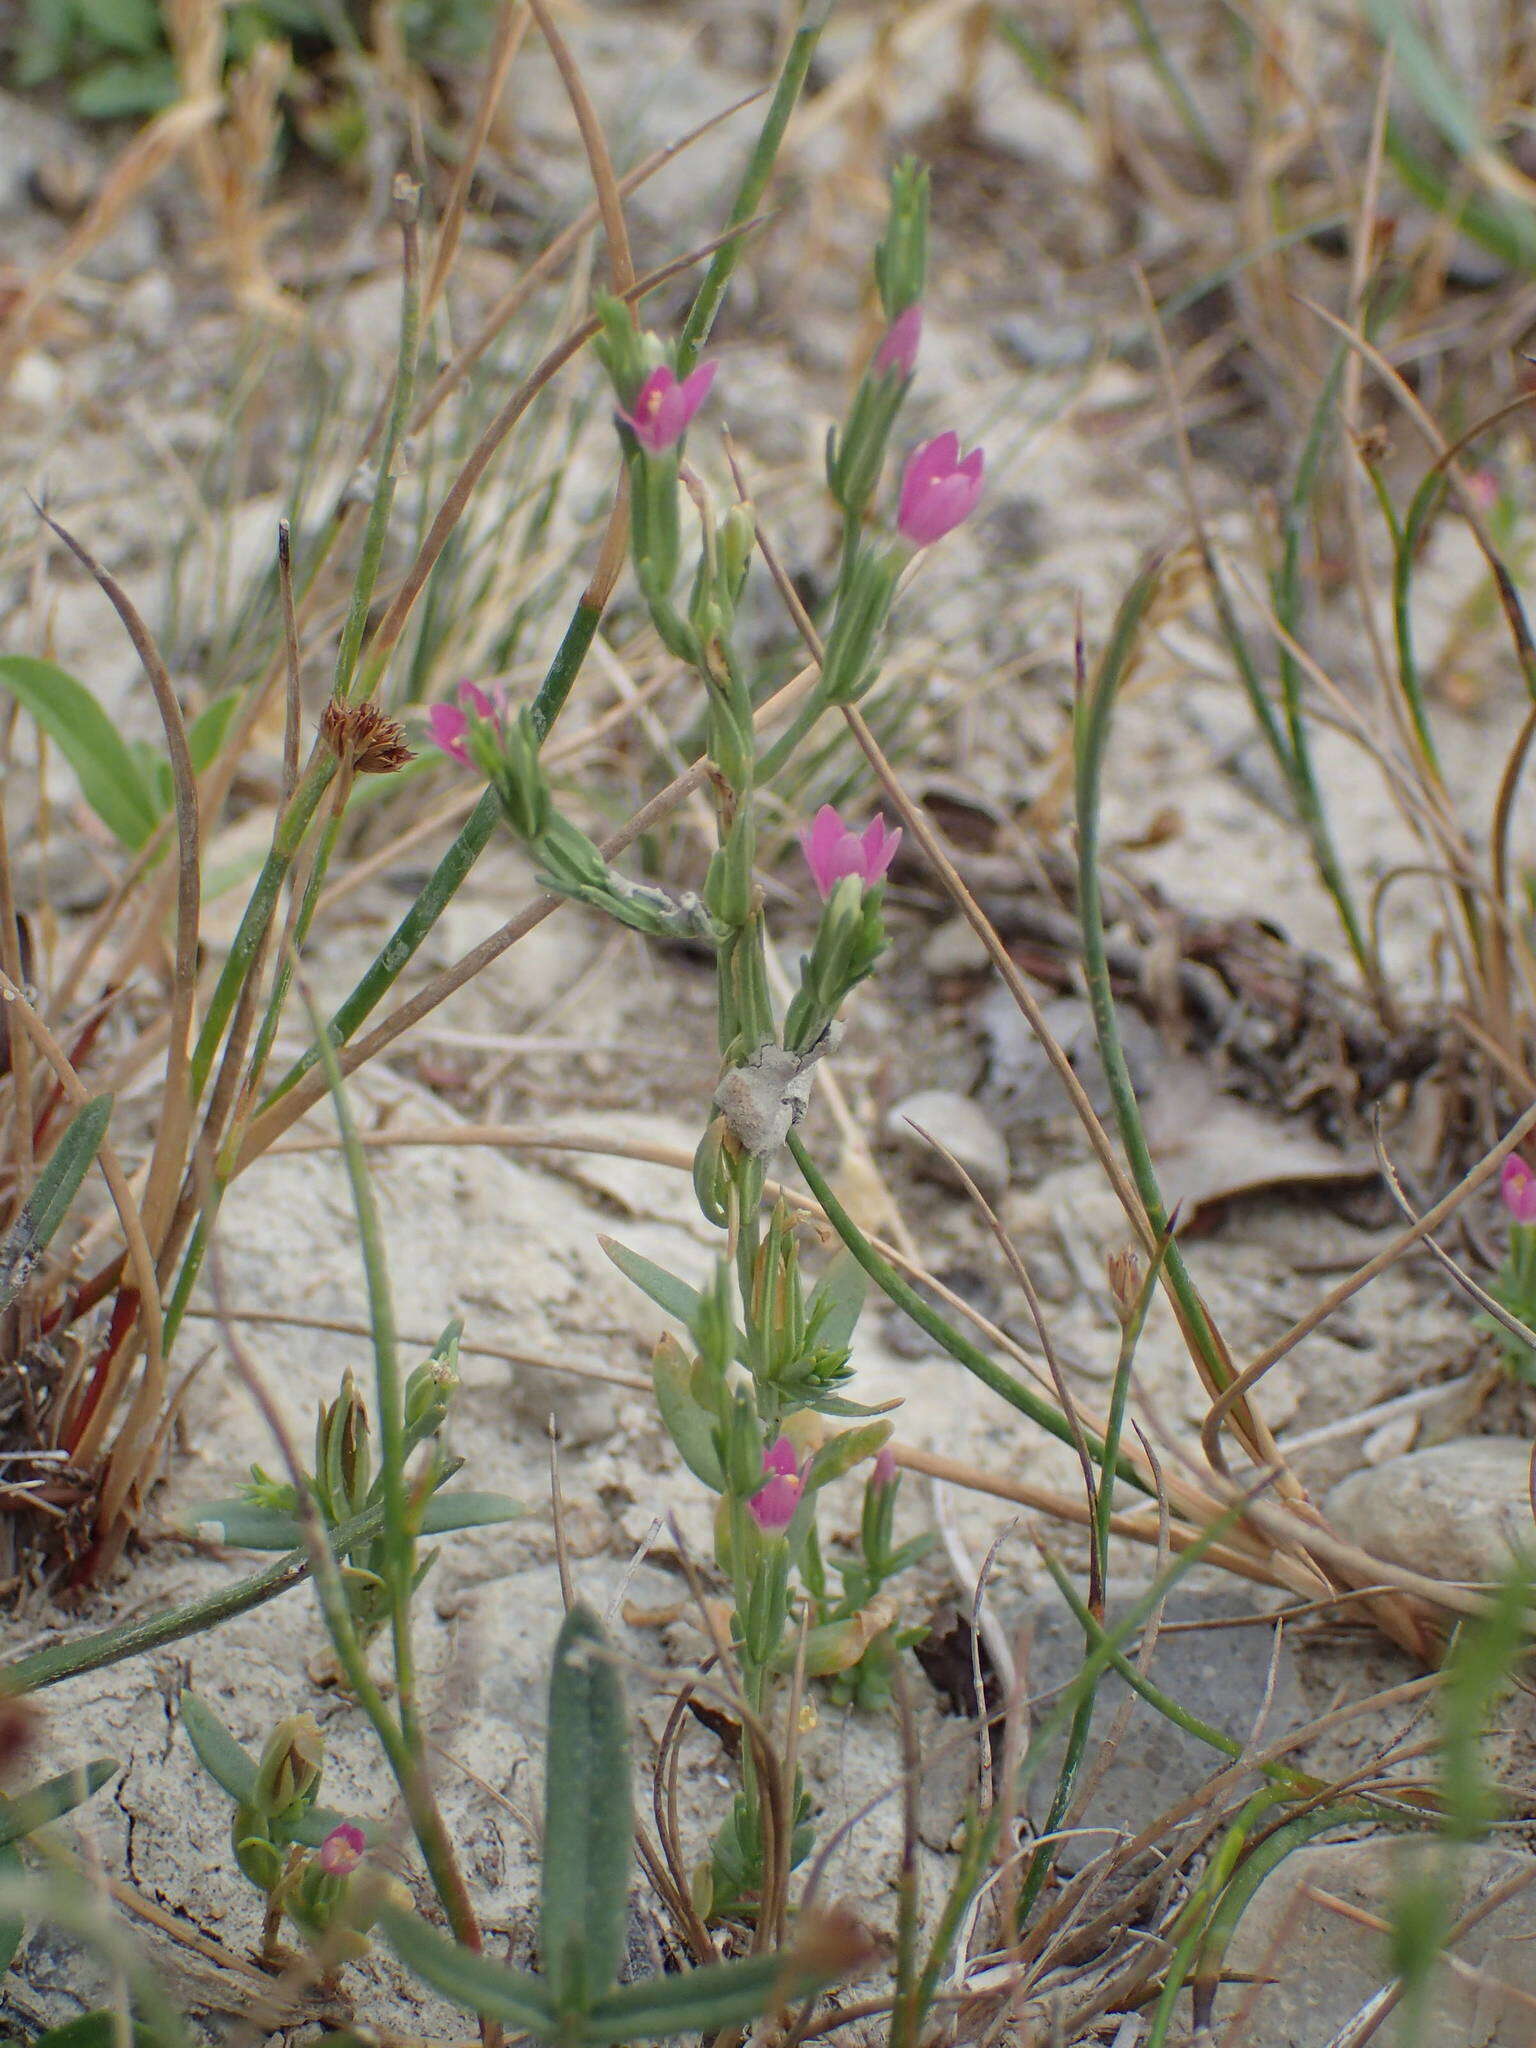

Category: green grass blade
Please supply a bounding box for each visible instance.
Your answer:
[677,6,828,370]
[0,1093,112,1312]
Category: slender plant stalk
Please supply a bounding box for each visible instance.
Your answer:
[677,4,829,371]
[786,1133,1147,1491]
[334,182,423,700]
[1072,560,1294,1484]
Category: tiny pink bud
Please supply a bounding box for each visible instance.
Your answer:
[1503,1154,1536,1226]
[799,804,902,901]
[748,1436,803,1532]
[317,1823,366,1877]
[872,1446,897,1491]
[618,361,718,454]
[897,431,984,548]
[875,305,922,379]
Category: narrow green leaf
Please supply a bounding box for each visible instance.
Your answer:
[377,1906,557,2032]
[0,1761,119,1849]
[541,1603,633,2012]
[0,658,159,848]
[186,693,241,776]
[582,1948,839,2039]
[806,1250,867,1353]
[0,1845,22,1974]
[178,1691,257,1806]
[0,1094,112,1312]
[651,1342,724,1491]
[600,1238,704,1330]
[175,1489,521,1551]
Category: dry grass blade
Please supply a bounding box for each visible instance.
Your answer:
[30,505,201,1256]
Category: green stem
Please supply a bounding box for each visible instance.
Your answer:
[261,595,604,1113]
[2,1501,396,1693]
[335,194,422,700]
[188,749,338,1103]
[786,1134,1148,1493]
[1074,562,1233,1399]
[676,6,830,372]
[1013,1244,1167,1924]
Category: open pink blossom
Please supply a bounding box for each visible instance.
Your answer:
[799,804,901,901]
[317,1823,366,1877]
[875,305,922,379]
[618,361,718,454]
[425,680,506,765]
[1503,1154,1536,1226]
[748,1436,803,1532]
[897,431,984,547]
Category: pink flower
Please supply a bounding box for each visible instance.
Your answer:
[748,1436,803,1532]
[871,1446,897,1491]
[618,362,718,454]
[799,804,902,901]
[875,305,922,379]
[897,431,984,547]
[425,680,506,765]
[317,1823,366,1877]
[1503,1155,1536,1226]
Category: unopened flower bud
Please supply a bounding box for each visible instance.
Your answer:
[1106,1248,1144,1325]
[252,1714,323,1817]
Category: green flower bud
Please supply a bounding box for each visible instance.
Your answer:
[874,157,930,320]
[252,1713,323,1819]
[316,1371,370,1520]
[819,547,899,704]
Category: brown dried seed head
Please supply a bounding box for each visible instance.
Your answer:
[320,700,413,774]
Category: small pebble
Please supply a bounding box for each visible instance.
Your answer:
[885,1088,1010,1202]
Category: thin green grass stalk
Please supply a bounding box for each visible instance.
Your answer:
[1273,346,1380,993]
[336,184,424,702]
[0,1499,403,1692]
[786,1133,1148,1490]
[675,4,829,372]
[1074,562,1258,1424]
[188,747,338,1102]
[1115,0,1222,169]
[1040,1556,1409,1824]
[895,1502,1250,2023]
[300,975,415,1743]
[1013,1242,1168,1924]
[1143,1784,1295,2048]
[1186,1804,1359,2032]
[1379,462,1444,774]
